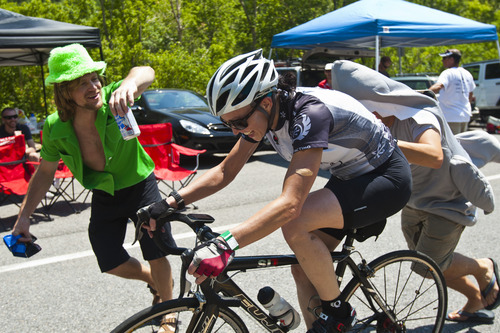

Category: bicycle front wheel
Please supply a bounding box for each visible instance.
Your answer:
[342,250,447,333]
[112,297,249,333]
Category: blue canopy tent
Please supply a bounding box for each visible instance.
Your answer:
[271,0,499,71]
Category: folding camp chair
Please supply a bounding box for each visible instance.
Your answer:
[0,134,49,219]
[138,123,206,206]
[35,131,90,213]
[41,159,90,213]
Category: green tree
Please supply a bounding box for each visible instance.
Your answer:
[0,0,498,119]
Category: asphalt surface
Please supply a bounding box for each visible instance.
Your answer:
[1,129,499,333]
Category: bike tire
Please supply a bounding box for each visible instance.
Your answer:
[342,250,447,333]
[111,297,249,333]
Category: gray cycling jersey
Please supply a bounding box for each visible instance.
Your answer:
[266,87,395,180]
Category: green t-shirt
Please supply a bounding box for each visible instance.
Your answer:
[40,81,154,195]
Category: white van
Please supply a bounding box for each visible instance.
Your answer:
[462,59,500,121]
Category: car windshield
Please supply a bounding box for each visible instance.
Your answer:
[144,91,208,109]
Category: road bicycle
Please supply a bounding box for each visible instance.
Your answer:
[112,211,447,333]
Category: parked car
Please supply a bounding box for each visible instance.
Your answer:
[463,59,500,121]
[391,74,438,90]
[131,89,238,154]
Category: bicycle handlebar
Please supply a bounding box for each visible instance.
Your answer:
[137,206,219,255]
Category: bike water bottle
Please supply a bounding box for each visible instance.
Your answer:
[258,286,300,330]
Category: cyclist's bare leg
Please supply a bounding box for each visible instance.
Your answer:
[291,231,342,329]
[282,188,344,302]
[291,264,318,328]
[443,253,497,319]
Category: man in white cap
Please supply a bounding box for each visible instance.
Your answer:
[429,49,476,134]
[317,63,333,89]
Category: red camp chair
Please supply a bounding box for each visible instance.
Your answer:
[0,134,49,218]
[138,123,206,206]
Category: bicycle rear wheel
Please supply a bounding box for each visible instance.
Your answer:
[342,250,447,333]
[112,297,249,333]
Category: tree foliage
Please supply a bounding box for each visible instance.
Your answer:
[0,0,498,118]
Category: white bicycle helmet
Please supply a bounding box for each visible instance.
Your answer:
[206,49,278,117]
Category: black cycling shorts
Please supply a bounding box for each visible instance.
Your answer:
[321,147,411,239]
[88,172,176,272]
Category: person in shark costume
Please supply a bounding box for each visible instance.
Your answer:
[329,60,500,322]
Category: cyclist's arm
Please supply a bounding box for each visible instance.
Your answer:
[147,136,258,232]
[397,128,443,169]
[13,159,58,242]
[166,136,258,207]
[190,147,322,284]
[230,147,322,248]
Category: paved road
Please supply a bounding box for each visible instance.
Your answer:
[1,131,499,332]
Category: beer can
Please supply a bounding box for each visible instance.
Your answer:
[115,108,141,140]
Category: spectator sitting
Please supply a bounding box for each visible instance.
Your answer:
[0,107,40,162]
[317,63,333,89]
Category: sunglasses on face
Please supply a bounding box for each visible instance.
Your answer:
[2,115,18,120]
[221,102,261,130]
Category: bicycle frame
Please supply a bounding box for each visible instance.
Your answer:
[178,236,385,333]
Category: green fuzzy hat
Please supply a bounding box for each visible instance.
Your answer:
[45,43,106,85]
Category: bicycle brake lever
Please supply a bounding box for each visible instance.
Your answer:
[178,249,195,298]
[132,206,151,245]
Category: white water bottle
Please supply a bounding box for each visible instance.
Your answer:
[258,286,300,330]
[28,113,37,132]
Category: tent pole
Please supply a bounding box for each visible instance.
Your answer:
[496,40,500,60]
[375,35,380,71]
[398,47,403,75]
[39,58,48,117]
[268,48,273,59]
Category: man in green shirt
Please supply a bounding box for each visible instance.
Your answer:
[12,44,175,326]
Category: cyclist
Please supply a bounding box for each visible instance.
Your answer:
[146,49,412,332]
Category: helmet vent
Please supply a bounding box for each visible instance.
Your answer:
[233,72,257,106]
[223,58,247,80]
[216,91,229,113]
[222,71,238,89]
[261,63,270,82]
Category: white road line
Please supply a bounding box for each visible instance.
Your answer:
[0,223,239,274]
[486,174,500,181]
[2,172,500,274]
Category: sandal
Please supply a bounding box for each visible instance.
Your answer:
[158,314,177,333]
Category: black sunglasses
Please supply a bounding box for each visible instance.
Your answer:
[221,101,261,130]
[2,115,18,120]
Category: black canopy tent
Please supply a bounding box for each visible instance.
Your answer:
[0,8,102,115]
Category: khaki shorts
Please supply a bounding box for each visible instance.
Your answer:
[401,206,465,272]
[447,122,468,135]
